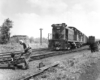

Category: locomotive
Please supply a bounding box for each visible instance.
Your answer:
[48,23,88,50]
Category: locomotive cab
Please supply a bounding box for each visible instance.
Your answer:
[49,23,67,50]
[49,23,75,50]
[52,23,67,40]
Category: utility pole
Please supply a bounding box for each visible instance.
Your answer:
[40,28,43,45]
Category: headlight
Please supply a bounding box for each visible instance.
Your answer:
[56,47,60,50]
[55,41,60,46]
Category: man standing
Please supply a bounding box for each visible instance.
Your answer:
[89,43,95,53]
[89,42,99,53]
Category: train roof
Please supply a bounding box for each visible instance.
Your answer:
[52,23,67,27]
[69,26,85,35]
[66,27,74,31]
[68,26,80,31]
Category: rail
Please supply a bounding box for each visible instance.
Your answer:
[18,46,89,80]
[0,46,89,64]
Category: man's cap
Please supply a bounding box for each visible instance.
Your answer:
[19,40,24,43]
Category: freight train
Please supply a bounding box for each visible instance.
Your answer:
[48,23,88,50]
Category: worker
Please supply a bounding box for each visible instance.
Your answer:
[19,40,29,55]
[89,43,94,53]
[94,42,99,52]
[89,42,99,53]
[19,40,32,69]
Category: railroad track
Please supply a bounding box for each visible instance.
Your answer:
[0,48,49,57]
[0,46,89,80]
[29,46,89,61]
[17,46,89,80]
[0,48,49,63]
[0,46,89,64]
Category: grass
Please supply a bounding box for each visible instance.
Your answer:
[0,43,23,53]
[29,43,48,49]
[32,51,100,80]
[0,42,48,53]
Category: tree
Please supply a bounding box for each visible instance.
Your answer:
[0,18,13,44]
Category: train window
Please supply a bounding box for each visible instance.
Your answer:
[56,27,60,29]
[52,26,65,39]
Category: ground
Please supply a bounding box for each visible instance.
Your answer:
[32,51,100,80]
[0,50,99,80]
[0,44,100,80]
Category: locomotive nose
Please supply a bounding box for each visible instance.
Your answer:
[55,41,60,46]
[55,41,61,50]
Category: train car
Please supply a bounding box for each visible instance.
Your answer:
[88,36,95,45]
[48,23,88,50]
[68,27,88,47]
[83,34,88,45]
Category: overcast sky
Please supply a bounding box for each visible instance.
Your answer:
[0,0,100,38]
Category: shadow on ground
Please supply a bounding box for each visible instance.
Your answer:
[0,65,25,70]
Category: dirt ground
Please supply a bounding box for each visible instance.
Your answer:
[29,50,100,80]
[0,46,100,80]
[0,49,90,80]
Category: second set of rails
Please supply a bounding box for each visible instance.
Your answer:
[0,45,89,64]
[0,45,93,80]
[18,46,90,80]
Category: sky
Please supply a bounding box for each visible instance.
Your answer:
[0,0,100,39]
